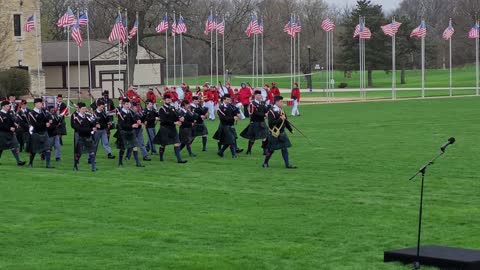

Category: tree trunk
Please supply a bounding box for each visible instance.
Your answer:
[401,64,406,84]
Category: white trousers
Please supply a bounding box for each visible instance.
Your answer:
[235,103,246,119]
[291,100,300,116]
[206,101,215,120]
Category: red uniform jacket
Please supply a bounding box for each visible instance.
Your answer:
[203,90,213,102]
[126,90,141,103]
[184,91,193,103]
[270,87,280,98]
[228,88,236,102]
[291,88,301,102]
[213,89,219,105]
[238,87,252,106]
[146,91,157,104]
[171,91,179,102]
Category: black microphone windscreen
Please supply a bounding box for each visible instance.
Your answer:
[448,137,456,144]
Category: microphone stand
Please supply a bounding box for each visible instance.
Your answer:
[409,150,445,270]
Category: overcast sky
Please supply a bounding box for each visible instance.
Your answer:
[325,0,399,12]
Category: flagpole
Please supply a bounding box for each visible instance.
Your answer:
[255,33,259,87]
[392,17,396,100]
[449,19,452,97]
[359,17,361,99]
[298,29,301,88]
[76,10,81,101]
[180,13,184,84]
[86,8,93,103]
[476,20,479,96]
[261,19,264,86]
[326,29,329,99]
[165,13,169,86]
[293,15,296,86]
[222,16,226,83]
[136,12,140,90]
[331,30,335,98]
[34,11,40,94]
[210,10,213,85]
[125,9,130,88]
[252,30,255,87]
[290,29,293,88]
[67,24,71,106]
[173,11,176,86]
[421,21,425,98]
[215,13,219,84]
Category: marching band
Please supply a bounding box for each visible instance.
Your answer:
[0,82,299,171]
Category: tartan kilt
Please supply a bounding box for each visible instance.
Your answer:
[0,131,19,150]
[29,132,51,153]
[58,124,67,136]
[179,127,194,145]
[240,121,268,140]
[75,136,96,154]
[266,131,292,151]
[192,123,208,137]
[153,125,180,145]
[213,124,237,145]
[116,130,138,149]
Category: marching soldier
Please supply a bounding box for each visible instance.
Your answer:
[129,103,151,161]
[27,98,55,168]
[0,100,26,166]
[143,99,159,155]
[6,94,19,113]
[16,100,30,152]
[71,102,98,171]
[291,82,301,116]
[115,98,145,167]
[46,106,62,161]
[213,94,242,158]
[178,100,196,157]
[153,94,187,163]
[269,82,281,103]
[191,96,209,151]
[93,100,116,159]
[262,96,297,169]
[240,90,269,155]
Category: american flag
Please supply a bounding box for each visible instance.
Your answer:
[468,22,479,39]
[293,18,302,34]
[283,16,294,37]
[442,21,455,40]
[71,20,83,47]
[121,20,128,44]
[353,22,372,39]
[176,16,187,34]
[245,15,259,38]
[23,15,35,32]
[321,18,335,32]
[156,15,169,33]
[78,11,88,27]
[410,20,427,38]
[204,15,215,35]
[56,7,76,28]
[216,19,225,35]
[128,19,138,39]
[255,19,263,34]
[381,21,402,37]
[171,17,177,36]
[108,14,124,43]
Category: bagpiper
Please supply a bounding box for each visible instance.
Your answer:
[153,94,187,163]
[127,102,150,161]
[190,96,209,151]
[46,106,62,162]
[240,90,269,155]
[93,100,116,159]
[16,100,30,153]
[213,94,242,158]
[143,99,159,155]
[0,100,26,166]
[262,96,297,169]
[56,94,68,145]
[27,98,54,168]
[178,100,196,157]
[71,102,98,171]
[115,98,145,167]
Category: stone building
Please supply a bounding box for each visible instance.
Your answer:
[0,0,45,96]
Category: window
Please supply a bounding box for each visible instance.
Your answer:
[13,14,21,37]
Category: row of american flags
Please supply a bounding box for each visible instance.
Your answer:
[23,8,480,46]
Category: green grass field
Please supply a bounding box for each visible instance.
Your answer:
[1,97,480,269]
[183,65,480,91]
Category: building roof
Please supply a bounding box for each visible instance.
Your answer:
[42,40,163,63]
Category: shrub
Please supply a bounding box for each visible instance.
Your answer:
[338,82,348,88]
[0,68,30,99]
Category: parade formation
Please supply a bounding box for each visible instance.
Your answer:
[0,82,300,171]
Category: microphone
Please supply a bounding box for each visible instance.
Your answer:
[440,137,456,152]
